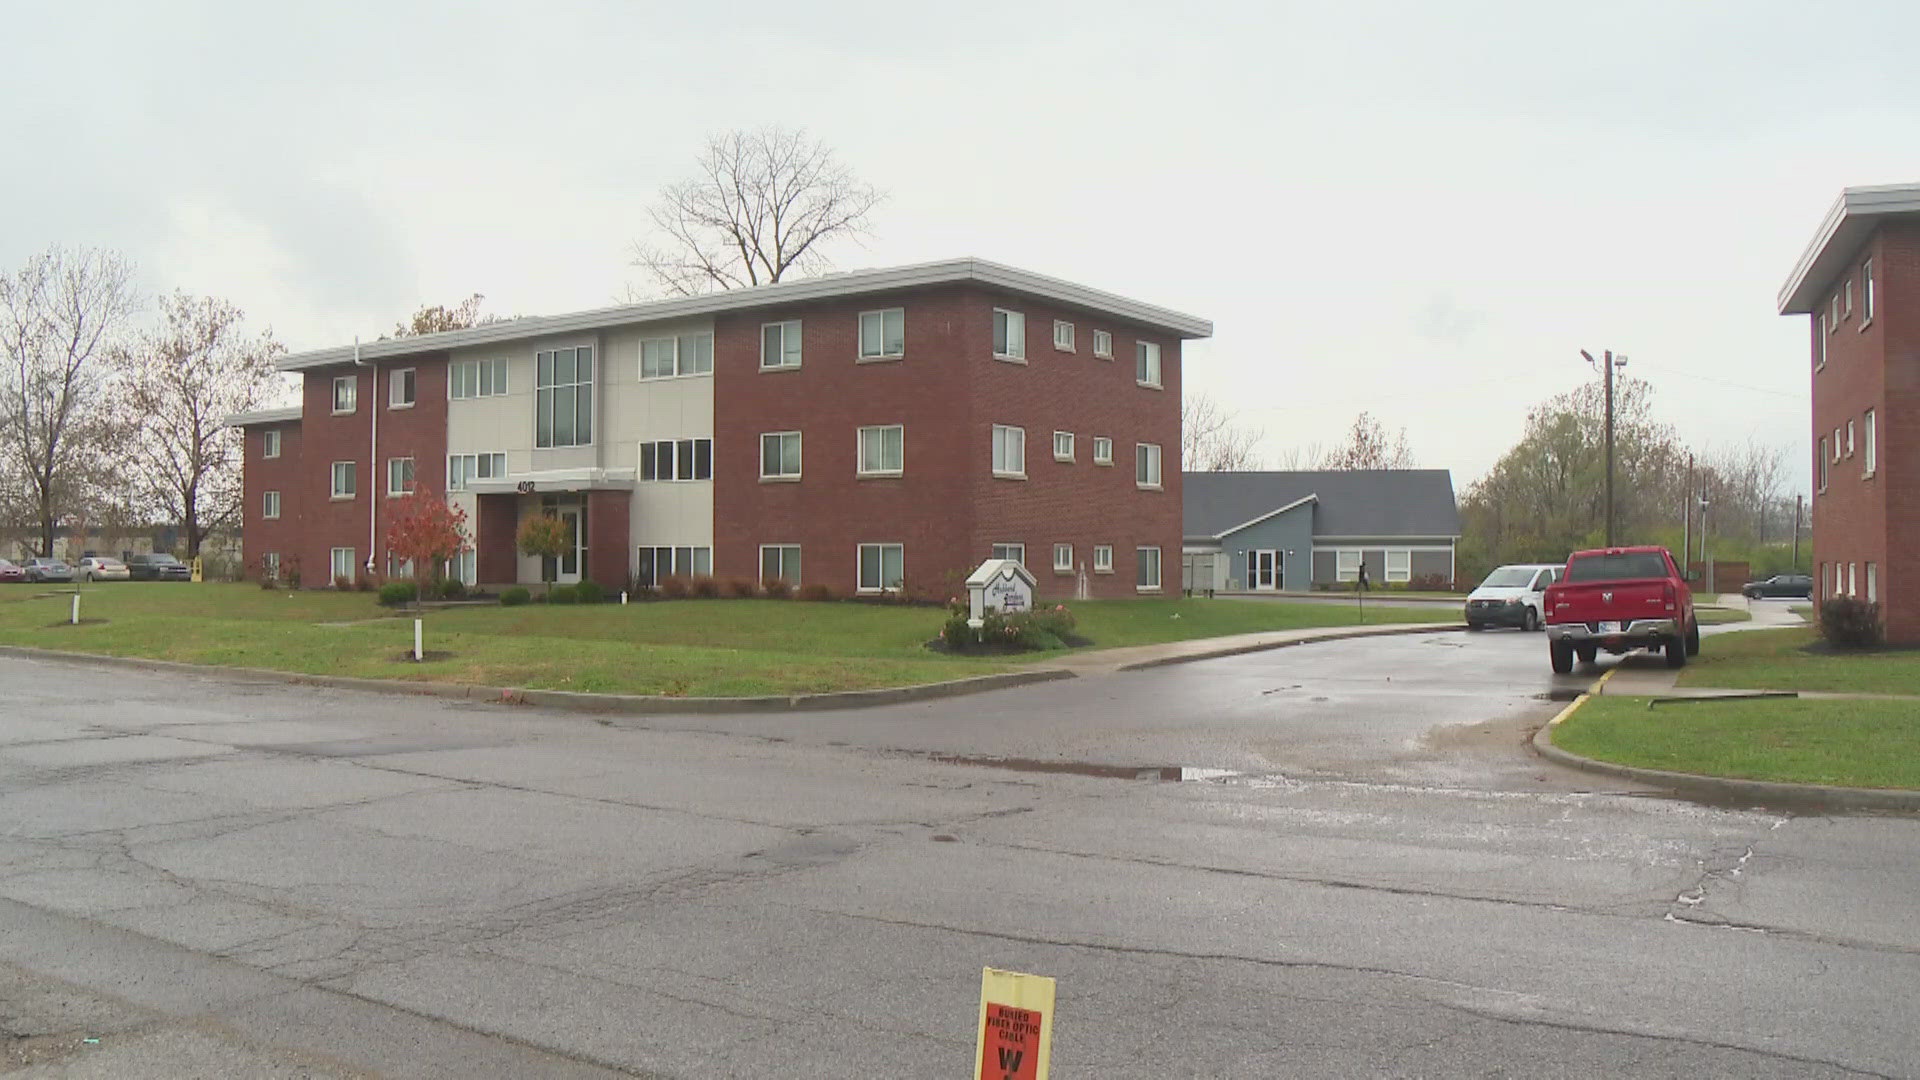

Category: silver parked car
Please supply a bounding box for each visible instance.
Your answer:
[23,558,75,583]
[76,556,131,582]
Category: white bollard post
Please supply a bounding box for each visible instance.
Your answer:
[70,593,79,625]
[621,591,628,605]
[413,618,423,662]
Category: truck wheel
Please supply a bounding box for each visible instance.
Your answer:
[1550,641,1574,674]
[1686,620,1700,656]
[1665,635,1688,668]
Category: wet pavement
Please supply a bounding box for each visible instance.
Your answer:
[1,609,1914,1078]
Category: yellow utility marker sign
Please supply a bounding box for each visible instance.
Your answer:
[975,967,1054,1080]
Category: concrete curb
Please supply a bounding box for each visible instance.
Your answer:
[0,644,1075,715]
[1113,623,1466,671]
[1531,685,1920,814]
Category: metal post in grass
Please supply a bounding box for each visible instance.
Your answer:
[413,619,423,662]
[70,592,79,625]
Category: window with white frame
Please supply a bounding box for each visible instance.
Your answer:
[858,425,903,475]
[1833,428,1842,461]
[262,429,281,458]
[1336,549,1363,583]
[1845,277,1854,318]
[636,546,712,586]
[330,461,355,499]
[1053,320,1074,352]
[385,553,415,579]
[992,425,1026,477]
[1092,329,1113,359]
[390,367,416,408]
[1053,431,1074,462]
[992,309,1025,360]
[1847,420,1856,457]
[387,457,415,496]
[641,333,713,379]
[1868,562,1879,603]
[858,308,905,360]
[857,543,903,592]
[1816,315,1827,368]
[1136,341,1161,387]
[1819,437,1829,490]
[262,490,280,519]
[1830,293,1841,328]
[1092,437,1113,465]
[991,543,1025,565]
[640,438,713,482]
[447,452,506,491]
[760,544,801,585]
[451,358,508,399]
[1849,562,1857,595]
[330,547,356,584]
[1385,549,1412,583]
[1053,543,1072,572]
[1093,545,1113,573]
[1135,442,1162,488]
[1864,259,1876,323]
[760,431,802,479]
[262,552,279,580]
[761,321,802,370]
[1136,546,1162,591]
[332,375,356,414]
[535,346,593,447]
[1865,409,1877,476]
[446,549,476,587]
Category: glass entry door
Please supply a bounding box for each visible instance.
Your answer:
[539,499,587,584]
[1249,549,1281,591]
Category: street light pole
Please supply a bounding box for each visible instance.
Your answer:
[1582,349,1629,546]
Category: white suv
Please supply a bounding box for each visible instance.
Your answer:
[1464,563,1562,632]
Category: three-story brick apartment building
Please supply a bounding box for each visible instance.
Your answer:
[1779,183,1920,643]
[231,259,1212,599]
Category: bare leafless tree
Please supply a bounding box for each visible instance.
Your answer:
[111,292,284,557]
[1181,392,1265,471]
[630,126,884,297]
[1316,412,1416,470]
[1271,443,1329,471]
[0,246,138,555]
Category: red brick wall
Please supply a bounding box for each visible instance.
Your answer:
[240,420,304,581]
[585,489,631,588]
[711,284,1184,600]
[1810,225,1916,640]
[475,494,518,584]
[291,355,448,585]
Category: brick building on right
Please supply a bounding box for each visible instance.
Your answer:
[1778,183,1920,642]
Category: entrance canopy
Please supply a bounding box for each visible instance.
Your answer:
[466,467,635,496]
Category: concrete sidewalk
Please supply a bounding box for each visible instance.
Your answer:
[1047,621,1463,675]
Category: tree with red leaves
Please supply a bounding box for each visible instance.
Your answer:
[386,488,468,597]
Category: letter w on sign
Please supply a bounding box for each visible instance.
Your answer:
[998,1047,1024,1077]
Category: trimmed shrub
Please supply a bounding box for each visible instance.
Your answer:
[690,575,721,599]
[942,604,1077,652]
[435,577,467,600]
[660,575,690,600]
[548,584,578,604]
[258,573,278,590]
[1820,596,1884,649]
[574,579,605,604]
[333,574,354,591]
[762,577,793,599]
[500,586,531,606]
[799,583,835,602]
[355,574,378,593]
[727,577,758,599]
[378,581,419,606]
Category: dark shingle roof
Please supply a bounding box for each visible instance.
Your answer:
[1184,470,1460,540]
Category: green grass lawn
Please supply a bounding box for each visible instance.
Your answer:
[0,583,1455,698]
[1555,695,1920,789]
[1694,607,1752,626]
[1679,627,1920,694]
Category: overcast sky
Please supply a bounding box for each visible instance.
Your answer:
[7,0,1917,495]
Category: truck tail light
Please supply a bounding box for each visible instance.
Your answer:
[1662,582,1676,612]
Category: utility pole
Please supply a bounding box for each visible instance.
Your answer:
[1682,453,1692,569]
[1581,349,1629,546]
[1792,493,1803,572]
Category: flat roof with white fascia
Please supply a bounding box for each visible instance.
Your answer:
[1779,183,1920,314]
[226,406,302,427]
[274,258,1215,372]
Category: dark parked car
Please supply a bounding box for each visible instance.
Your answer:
[1742,574,1813,600]
[0,558,24,584]
[128,553,191,581]
[23,558,75,583]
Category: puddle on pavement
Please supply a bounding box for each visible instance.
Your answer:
[929,754,1243,783]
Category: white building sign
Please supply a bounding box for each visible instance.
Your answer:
[964,559,1037,628]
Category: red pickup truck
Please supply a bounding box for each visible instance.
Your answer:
[1542,546,1697,673]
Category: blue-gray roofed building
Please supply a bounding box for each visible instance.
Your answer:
[1182,470,1461,593]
